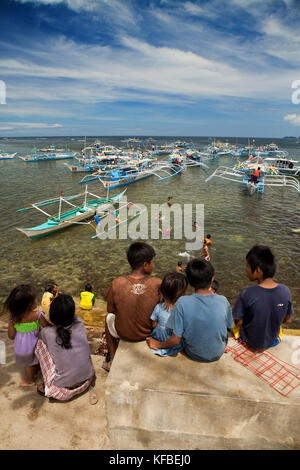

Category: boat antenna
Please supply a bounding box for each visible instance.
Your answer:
[58,190,62,221]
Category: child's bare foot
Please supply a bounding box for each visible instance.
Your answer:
[19,379,36,387]
[89,390,98,405]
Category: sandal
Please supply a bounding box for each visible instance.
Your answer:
[101,359,111,373]
[37,383,45,397]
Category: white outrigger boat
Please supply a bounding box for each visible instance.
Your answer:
[205,166,300,195]
[16,187,126,239]
[235,153,300,176]
[19,145,79,162]
[79,158,186,189]
[0,150,17,160]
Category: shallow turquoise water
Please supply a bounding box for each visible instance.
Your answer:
[0,136,299,327]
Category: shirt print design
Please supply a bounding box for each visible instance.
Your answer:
[131,283,146,296]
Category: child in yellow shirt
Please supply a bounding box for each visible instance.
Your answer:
[80,283,96,310]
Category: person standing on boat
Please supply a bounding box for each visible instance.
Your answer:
[94,211,100,226]
[250,167,261,184]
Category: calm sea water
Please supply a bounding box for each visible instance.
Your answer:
[0,136,300,328]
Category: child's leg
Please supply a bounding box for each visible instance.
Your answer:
[105,320,119,361]
[88,374,98,405]
[19,365,37,387]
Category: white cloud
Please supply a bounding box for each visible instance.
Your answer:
[284,114,300,126]
[183,2,216,18]
[17,0,137,24]
[0,122,63,128]
[0,31,297,111]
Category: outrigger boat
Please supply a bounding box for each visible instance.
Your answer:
[235,154,300,176]
[185,149,210,165]
[0,150,16,160]
[205,166,300,195]
[16,187,126,239]
[19,145,79,162]
[65,154,131,173]
[79,158,186,189]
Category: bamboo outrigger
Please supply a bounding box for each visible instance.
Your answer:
[16,187,126,239]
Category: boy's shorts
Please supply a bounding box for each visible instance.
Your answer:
[106,313,120,339]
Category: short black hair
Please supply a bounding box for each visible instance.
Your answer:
[85,283,92,292]
[177,261,182,266]
[160,272,187,305]
[246,245,276,279]
[126,242,156,270]
[206,234,211,239]
[186,258,214,289]
[45,282,57,294]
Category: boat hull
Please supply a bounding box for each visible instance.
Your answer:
[102,173,152,190]
[16,191,126,239]
[20,156,75,162]
[0,153,16,160]
[17,208,97,239]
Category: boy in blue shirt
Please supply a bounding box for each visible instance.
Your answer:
[233,245,293,350]
[147,259,233,362]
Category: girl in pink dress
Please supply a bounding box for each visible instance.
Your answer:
[6,284,49,387]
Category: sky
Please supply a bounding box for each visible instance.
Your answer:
[1,0,300,137]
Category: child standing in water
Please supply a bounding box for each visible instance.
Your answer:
[149,272,187,357]
[201,240,210,261]
[6,284,49,386]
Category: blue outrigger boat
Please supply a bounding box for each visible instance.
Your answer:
[16,187,126,239]
[205,166,300,196]
[19,145,79,162]
[80,158,185,189]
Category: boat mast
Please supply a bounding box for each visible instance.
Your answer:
[84,184,88,206]
[58,190,62,221]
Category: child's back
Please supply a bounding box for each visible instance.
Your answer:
[233,283,292,349]
[233,245,293,350]
[6,284,49,386]
[149,272,187,356]
[80,283,95,310]
[168,293,232,362]
[147,259,233,361]
[106,274,161,341]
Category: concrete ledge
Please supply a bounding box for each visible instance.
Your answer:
[105,336,300,450]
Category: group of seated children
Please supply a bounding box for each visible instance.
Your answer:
[5,241,293,400]
[103,241,292,371]
[6,283,97,403]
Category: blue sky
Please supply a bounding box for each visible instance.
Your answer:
[1,0,300,136]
